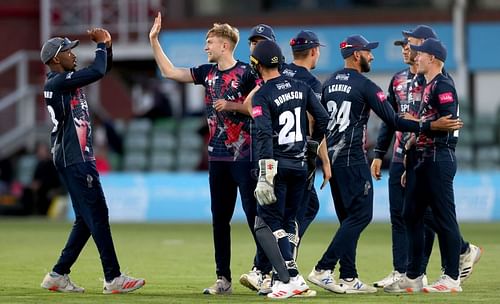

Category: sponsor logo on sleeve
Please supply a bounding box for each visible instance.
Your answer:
[252,106,263,118]
[438,92,454,104]
[376,91,386,102]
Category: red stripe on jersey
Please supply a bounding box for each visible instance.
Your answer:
[252,106,263,118]
[438,92,454,104]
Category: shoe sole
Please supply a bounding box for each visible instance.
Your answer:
[239,275,259,291]
[307,278,340,293]
[292,289,317,297]
[42,284,84,293]
[103,280,145,294]
[422,287,462,293]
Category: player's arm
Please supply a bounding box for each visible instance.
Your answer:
[149,12,193,83]
[252,92,273,159]
[366,81,461,133]
[57,29,109,91]
[305,87,329,142]
[318,137,331,189]
[372,80,397,179]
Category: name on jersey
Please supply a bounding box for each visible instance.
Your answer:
[274,91,303,106]
[327,84,351,94]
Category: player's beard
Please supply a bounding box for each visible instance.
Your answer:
[360,55,371,73]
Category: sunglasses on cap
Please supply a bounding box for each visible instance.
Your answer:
[53,37,73,58]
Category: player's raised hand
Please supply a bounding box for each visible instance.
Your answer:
[149,12,162,41]
[102,29,112,48]
[87,28,107,44]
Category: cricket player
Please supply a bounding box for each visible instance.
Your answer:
[385,38,466,293]
[250,40,329,299]
[307,34,462,294]
[39,28,145,294]
[373,25,482,289]
[149,13,270,295]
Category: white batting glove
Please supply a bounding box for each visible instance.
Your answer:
[254,159,278,206]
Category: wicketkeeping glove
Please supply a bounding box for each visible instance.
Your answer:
[306,139,319,190]
[254,159,278,206]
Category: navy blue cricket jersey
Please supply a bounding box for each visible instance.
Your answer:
[43,43,111,169]
[252,75,328,169]
[415,74,458,160]
[191,61,258,162]
[321,68,431,168]
[374,68,425,163]
[281,62,322,100]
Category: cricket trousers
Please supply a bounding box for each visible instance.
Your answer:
[257,166,308,264]
[209,161,271,281]
[403,154,461,280]
[53,161,121,282]
[316,164,373,279]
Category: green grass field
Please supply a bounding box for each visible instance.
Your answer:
[0,219,497,303]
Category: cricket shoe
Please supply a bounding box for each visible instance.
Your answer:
[384,274,424,293]
[267,275,309,299]
[239,267,262,291]
[373,270,404,288]
[423,274,462,293]
[257,273,272,295]
[203,276,232,295]
[459,244,483,283]
[335,277,377,294]
[307,268,341,293]
[41,272,84,293]
[103,274,145,294]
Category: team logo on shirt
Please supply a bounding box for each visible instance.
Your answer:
[376,91,386,102]
[438,92,454,104]
[252,106,263,118]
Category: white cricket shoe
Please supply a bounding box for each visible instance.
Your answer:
[203,276,232,295]
[384,274,424,293]
[239,267,262,291]
[307,268,340,293]
[459,244,482,282]
[257,273,272,295]
[423,274,462,293]
[103,274,145,294]
[373,270,404,288]
[41,272,84,293]
[335,277,377,294]
[267,275,309,299]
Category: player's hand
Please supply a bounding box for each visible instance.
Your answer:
[87,28,107,44]
[306,140,319,190]
[401,112,419,122]
[401,170,407,187]
[430,115,463,131]
[254,159,278,205]
[149,12,162,41]
[370,158,383,180]
[320,161,331,190]
[102,29,112,48]
[214,99,230,112]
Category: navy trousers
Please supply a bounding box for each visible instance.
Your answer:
[209,161,271,281]
[257,166,307,263]
[53,161,121,282]
[403,155,461,280]
[316,164,373,279]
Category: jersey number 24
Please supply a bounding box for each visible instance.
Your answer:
[326,100,351,132]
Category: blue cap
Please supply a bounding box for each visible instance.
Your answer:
[403,25,438,39]
[290,30,325,52]
[340,35,379,59]
[250,40,283,68]
[410,38,447,62]
[249,24,276,42]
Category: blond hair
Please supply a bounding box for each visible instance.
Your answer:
[206,23,239,50]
